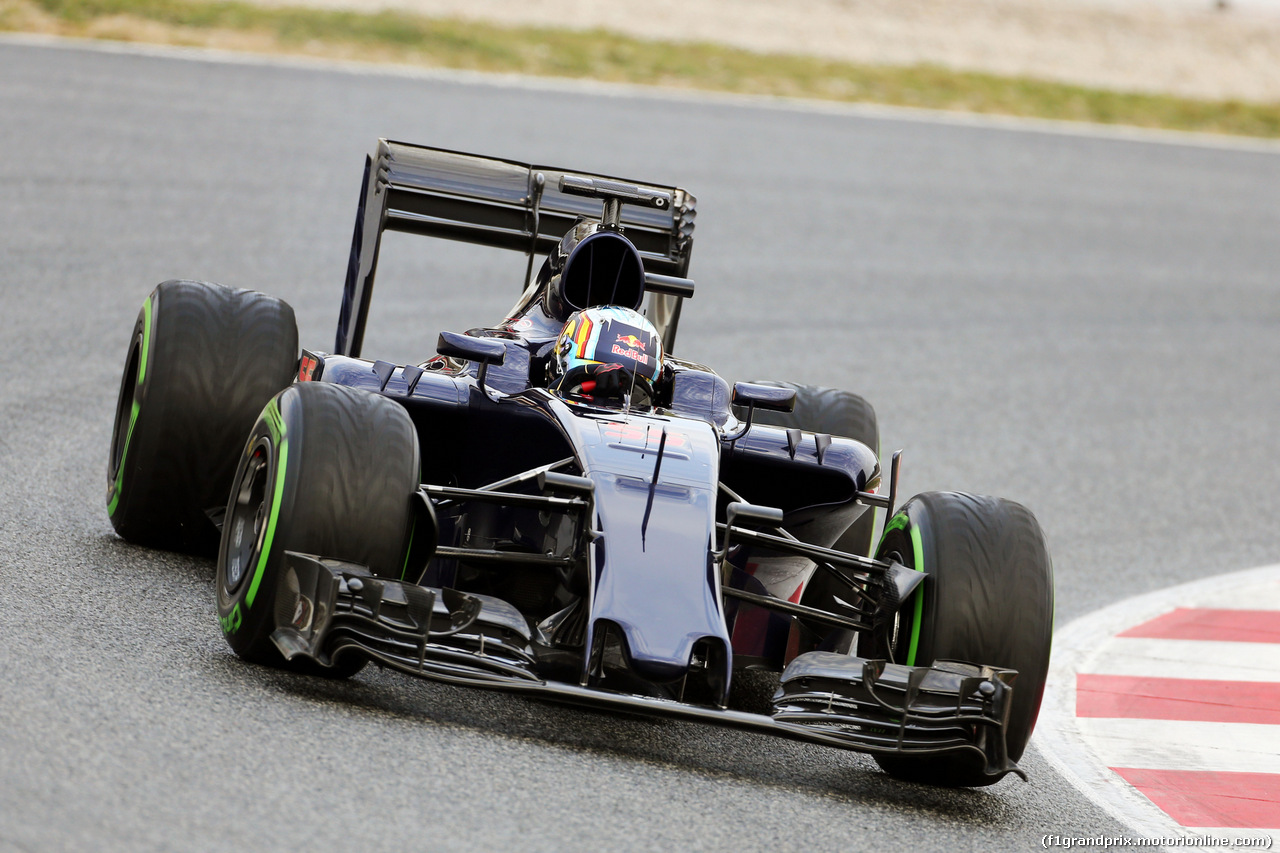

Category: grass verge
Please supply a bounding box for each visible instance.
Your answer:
[5,0,1280,138]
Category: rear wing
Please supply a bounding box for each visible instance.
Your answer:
[335,139,697,357]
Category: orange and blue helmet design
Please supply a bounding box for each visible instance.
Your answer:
[552,306,663,398]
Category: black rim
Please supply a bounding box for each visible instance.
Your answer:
[224,437,272,595]
[108,337,141,481]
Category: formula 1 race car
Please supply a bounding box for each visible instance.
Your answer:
[106,140,1053,787]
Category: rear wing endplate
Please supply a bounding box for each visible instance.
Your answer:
[336,139,697,357]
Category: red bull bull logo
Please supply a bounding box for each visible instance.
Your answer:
[615,333,647,351]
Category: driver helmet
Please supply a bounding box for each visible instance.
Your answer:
[550,306,664,405]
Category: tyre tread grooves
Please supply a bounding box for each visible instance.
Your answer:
[109,280,298,553]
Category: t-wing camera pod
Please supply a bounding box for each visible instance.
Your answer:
[558,174,671,230]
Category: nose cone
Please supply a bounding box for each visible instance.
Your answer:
[565,410,732,690]
[588,471,729,683]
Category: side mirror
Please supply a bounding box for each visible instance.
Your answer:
[731,382,796,413]
[725,382,797,442]
[437,331,506,365]
[437,331,506,393]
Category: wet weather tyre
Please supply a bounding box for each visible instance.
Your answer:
[215,382,420,677]
[106,280,298,554]
[745,382,879,556]
[867,491,1053,787]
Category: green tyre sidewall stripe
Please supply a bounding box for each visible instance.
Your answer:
[216,389,299,661]
[106,400,139,518]
[138,290,153,384]
[107,293,154,518]
[244,398,288,610]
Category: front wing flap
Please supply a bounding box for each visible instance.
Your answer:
[270,551,538,684]
[774,651,1022,780]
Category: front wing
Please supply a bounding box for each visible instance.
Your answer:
[269,551,1024,783]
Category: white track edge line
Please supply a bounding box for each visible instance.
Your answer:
[1083,637,1280,682]
[3,31,1280,156]
[1035,563,1280,848]
[1074,717,1280,774]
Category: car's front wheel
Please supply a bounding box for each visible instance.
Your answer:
[215,381,421,677]
[865,491,1054,787]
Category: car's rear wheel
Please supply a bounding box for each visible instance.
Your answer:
[107,280,298,554]
[730,381,881,665]
[743,382,880,555]
[215,382,420,677]
[742,381,880,657]
[865,491,1054,787]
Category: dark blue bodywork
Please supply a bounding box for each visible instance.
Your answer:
[316,336,878,692]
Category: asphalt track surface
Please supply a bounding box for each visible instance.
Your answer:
[1,38,1278,853]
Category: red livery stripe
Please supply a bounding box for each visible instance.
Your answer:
[1118,608,1280,644]
[1076,674,1280,724]
[1112,768,1280,828]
